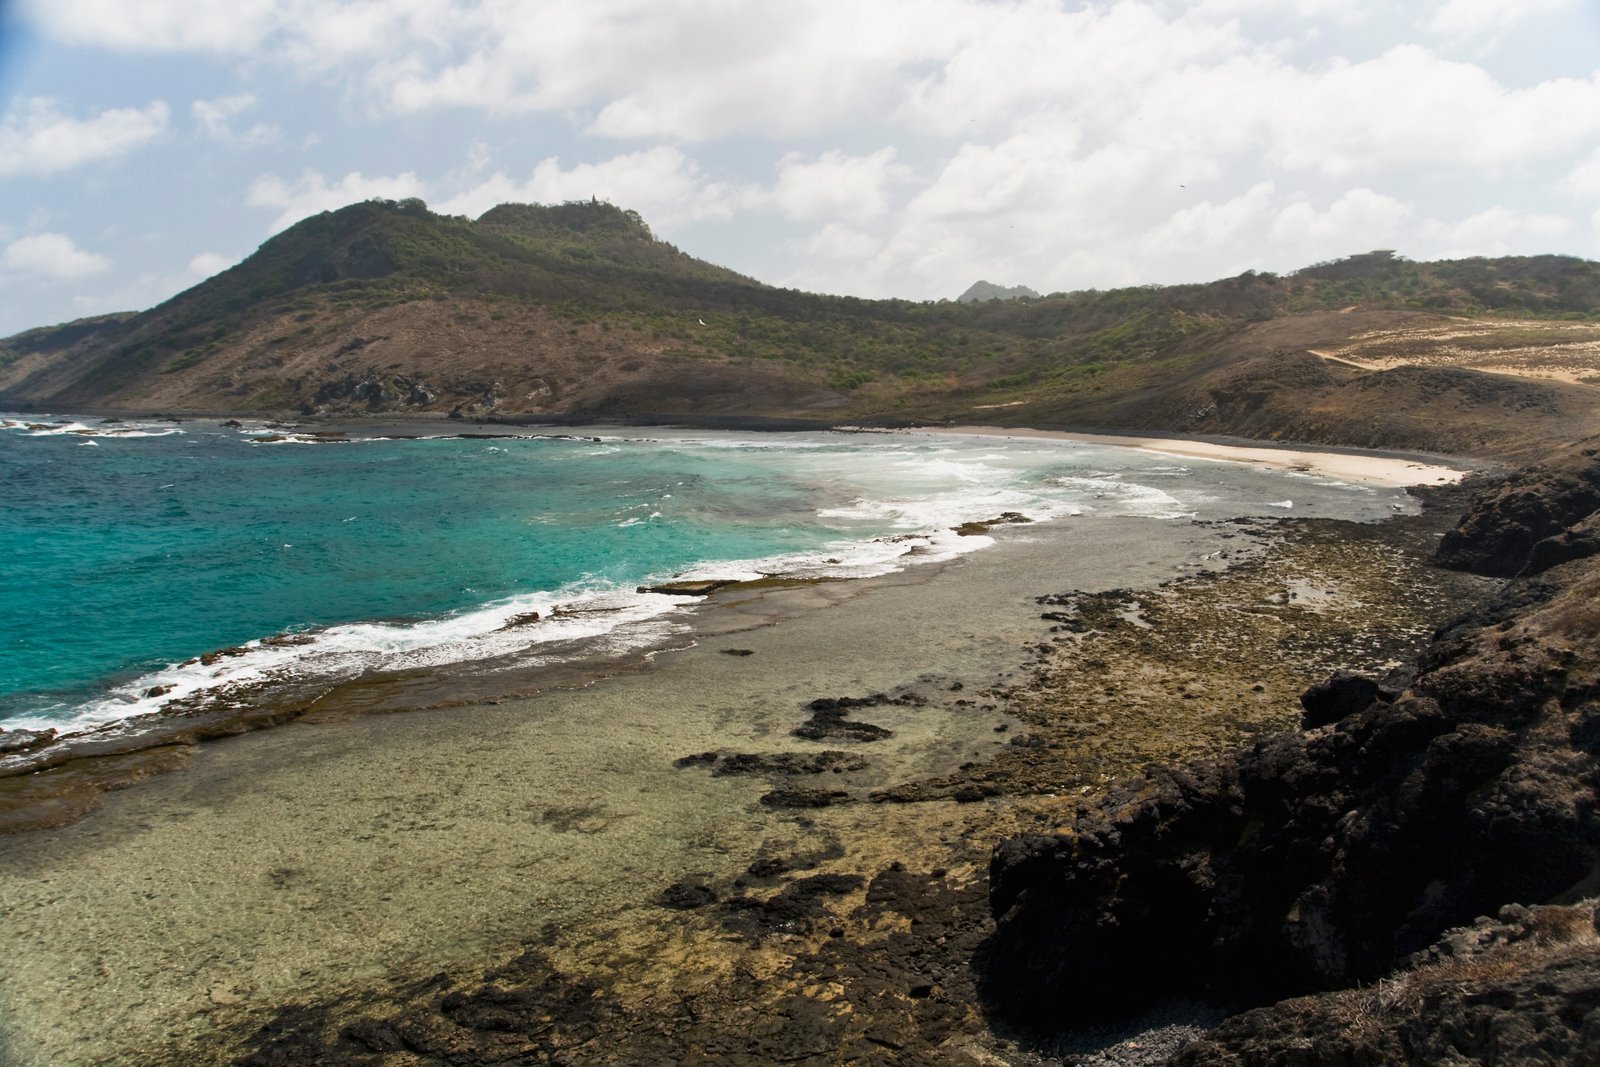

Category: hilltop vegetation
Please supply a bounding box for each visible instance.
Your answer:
[2,200,1598,459]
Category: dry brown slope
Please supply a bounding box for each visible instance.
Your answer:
[966,311,1600,461]
[1,295,850,420]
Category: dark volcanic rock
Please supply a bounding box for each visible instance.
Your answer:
[674,750,869,777]
[791,693,919,742]
[728,872,865,926]
[719,750,867,776]
[659,876,719,910]
[1172,900,1600,1065]
[759,788,854,808]
[985,461,1600,1031]
[1299,669,1382,728]
[1435,443,1600,576]
[1527,508,1600,575]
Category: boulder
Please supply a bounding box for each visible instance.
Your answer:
[1299,669,1381,728]
[637,579,738,596]
[0,728,57,755]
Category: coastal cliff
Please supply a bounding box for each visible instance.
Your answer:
[985,441,1600,1062]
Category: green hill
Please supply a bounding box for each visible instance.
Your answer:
[3,200,1599,460]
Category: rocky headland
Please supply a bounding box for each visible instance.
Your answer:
[986,439,1600,1062]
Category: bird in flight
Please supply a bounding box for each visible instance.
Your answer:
[697,318,707,326]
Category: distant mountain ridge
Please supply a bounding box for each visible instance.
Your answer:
[2,201,1598,461]
[957,280,1041,303]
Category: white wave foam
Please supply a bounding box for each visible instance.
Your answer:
[665,524,994,584]
[14,420,94,436]
[1047,474,1193,519]
[246,434,322,445]
[24,583,701,737]
[29,467,1068,734]
[94,427,185,438]
[1,417,184,438]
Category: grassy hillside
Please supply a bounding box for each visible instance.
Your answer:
[3,200,1599,460]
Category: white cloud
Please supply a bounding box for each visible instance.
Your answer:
[10,0,1600,317]
[1191,0,1356,16]
[771,149,905,224]
[903,121,1224,246]
[1560,149,1600,201]
[191,95,278,146]
[0,98,169,177]
[246,169,429,233]
[906,126,1081,223]
[1270,188,1414,244]
[1424,0,1575,40]
[1264,47,1600,176]
[18,0,280,52]
[68,249,247,319]
[280,0,469,70]
[1421,207,1571,257]
[188,252,235,277]
[20,2,1600,179]
[434,147,748,229]
[790,223,881,263]
[898,2,1246,137]
[363,0,968,140]
[1142,182,1279,257]
[1,232,112,280]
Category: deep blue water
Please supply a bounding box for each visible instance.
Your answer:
[1,415,1410,733]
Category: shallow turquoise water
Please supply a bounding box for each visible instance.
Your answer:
[0,416,1409,732]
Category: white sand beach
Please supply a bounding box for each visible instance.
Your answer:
[925,425,1468,488]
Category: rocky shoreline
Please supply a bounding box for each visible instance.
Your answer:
[987,438,1600,1063]
[203,469,1523,1065]
[12,429,1594,1065]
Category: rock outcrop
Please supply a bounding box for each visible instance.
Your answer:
[1172,901,1600,1066]
[955,280,1040,303]
[984,443,1600,1056]
[1434,440,1600,576]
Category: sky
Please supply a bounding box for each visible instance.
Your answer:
[1,0,1599,337]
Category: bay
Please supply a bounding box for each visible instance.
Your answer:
[0,415,1409,734]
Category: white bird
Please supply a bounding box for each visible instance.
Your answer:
[697,318,707,326]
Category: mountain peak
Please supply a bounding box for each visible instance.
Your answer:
[477,199,655,241]
[957,280,1040,303]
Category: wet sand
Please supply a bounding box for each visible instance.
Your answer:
[0,443,1487,1065]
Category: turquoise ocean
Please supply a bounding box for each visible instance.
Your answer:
[1,415,1413,737]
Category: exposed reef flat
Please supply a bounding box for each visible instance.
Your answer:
[0,445,1498,1065]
